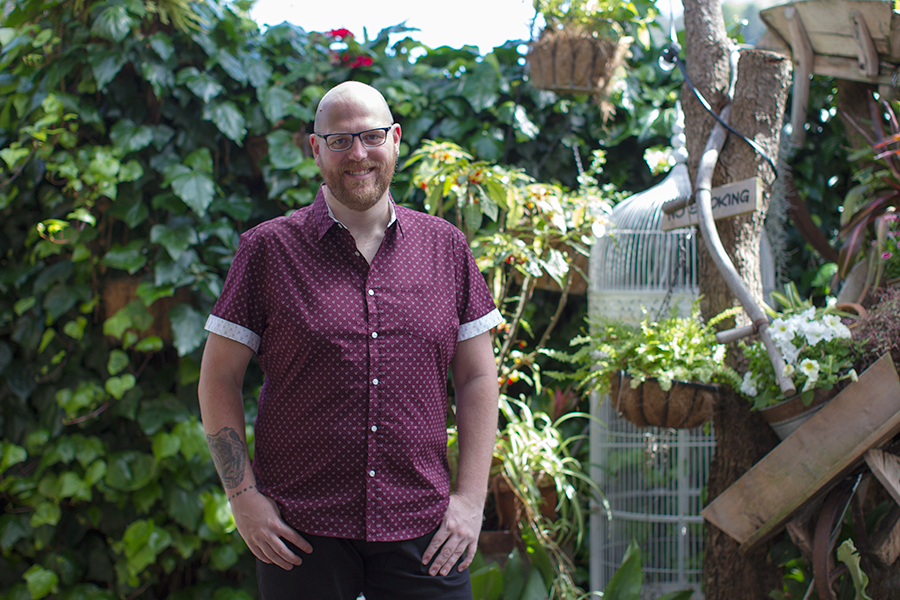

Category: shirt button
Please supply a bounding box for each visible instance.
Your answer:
[371,332,378,338]
[368,289,374,296]
[371,425,378,432]
[372,378,379,385]
[355,251,360,256]
[368,470,375,477]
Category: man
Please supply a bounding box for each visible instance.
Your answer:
[198,81,502,600]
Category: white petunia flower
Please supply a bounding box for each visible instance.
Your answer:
[803,321,829,346]
[740,371,758,397]
[782,363,796,378]
[800,358,820,391]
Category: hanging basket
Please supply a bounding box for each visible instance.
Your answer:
[527,27,631,98]
[611,373,718,429]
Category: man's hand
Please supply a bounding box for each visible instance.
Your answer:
[231,490,313,570]
[422,493,484,576]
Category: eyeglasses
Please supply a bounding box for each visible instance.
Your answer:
[315,126,393,151]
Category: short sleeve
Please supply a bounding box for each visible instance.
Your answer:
[206,229,269,352]
[452,229,503,341]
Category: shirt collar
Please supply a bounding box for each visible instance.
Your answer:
[311,185,402,240]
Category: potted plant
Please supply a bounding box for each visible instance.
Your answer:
[562,301,741,429]
[737,283,863,439]
[490,396,606,597]
[527,0,655,102]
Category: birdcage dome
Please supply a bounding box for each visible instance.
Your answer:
[589,161,699,324]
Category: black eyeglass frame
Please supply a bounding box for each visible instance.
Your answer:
[315,126,395,151]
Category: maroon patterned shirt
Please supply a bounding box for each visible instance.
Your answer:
[206,188,502,542]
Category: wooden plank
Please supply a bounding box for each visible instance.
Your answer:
[701,354,900,553]
[760,0,894,59]
[787,6,814,147]
[865,449,900,507]
[660,177,760,231]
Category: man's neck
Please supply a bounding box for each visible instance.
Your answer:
[323,187,392,263]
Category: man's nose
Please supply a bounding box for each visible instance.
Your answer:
[346,136,368,160]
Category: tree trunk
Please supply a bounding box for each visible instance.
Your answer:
[681,1,793,598]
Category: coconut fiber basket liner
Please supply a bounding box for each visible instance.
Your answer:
[527,27,631,97]
[611,372,719,429]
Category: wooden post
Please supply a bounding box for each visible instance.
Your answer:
[850,9,879,78]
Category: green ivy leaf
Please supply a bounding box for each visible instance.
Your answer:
[110,119,155,153]
[1,441,27,473]
[107,192,149,228]
[176,67,224,103]
[151,431,181,461]
[23,564,59,600]
[210,543,240,571]
[104,451,157,491]
[87,49,128,89]
[0,514,33,552]
[203,100,247,145]
[165,485,203,530]
[266,129,303,170]
[83,460,107,487]
[63,317,87,340]
[134,336,163,353]
[169,304,207,356]
[214,49,247,84]
[168,168,215,217]
[105,374,136,400]
[107,349,130,375]
[101,240,147,274]
[91,4,134,42]
[137,396,189,435]
[259,86,295,124]
[150,223,199,261]
[173,419,207,460]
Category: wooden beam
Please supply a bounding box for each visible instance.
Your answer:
[812,54,898,86]
[865,449,900,506]
[850,10,880,77]
[701,354,900,553]
[787,6,814,147]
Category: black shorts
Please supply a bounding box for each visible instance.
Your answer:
[256,527,472,600]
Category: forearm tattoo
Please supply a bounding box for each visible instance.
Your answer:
[206,427,245,489]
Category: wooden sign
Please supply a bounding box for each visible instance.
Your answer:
[660,177,760,231]
[700,354,900,553]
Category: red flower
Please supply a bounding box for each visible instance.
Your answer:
[350,55,373,68]
[327,28,353,39]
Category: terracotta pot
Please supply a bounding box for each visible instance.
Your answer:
[758,387,836,440]
[490,473,557,531]
[610,373,718,429]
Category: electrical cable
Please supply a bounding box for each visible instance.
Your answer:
[661,43,779,177]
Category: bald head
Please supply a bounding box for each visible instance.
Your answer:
[314,82,393,133]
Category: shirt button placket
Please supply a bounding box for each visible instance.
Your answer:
[365,282,382,532]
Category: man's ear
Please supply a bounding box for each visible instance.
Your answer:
[310,134,321,164]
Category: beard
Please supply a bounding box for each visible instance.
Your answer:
[321,155,396,212]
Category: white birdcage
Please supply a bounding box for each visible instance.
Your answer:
[586,104,776,598]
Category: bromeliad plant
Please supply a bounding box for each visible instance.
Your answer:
[738,283,861,410]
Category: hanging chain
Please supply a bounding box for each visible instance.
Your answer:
[654,231,690,321]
